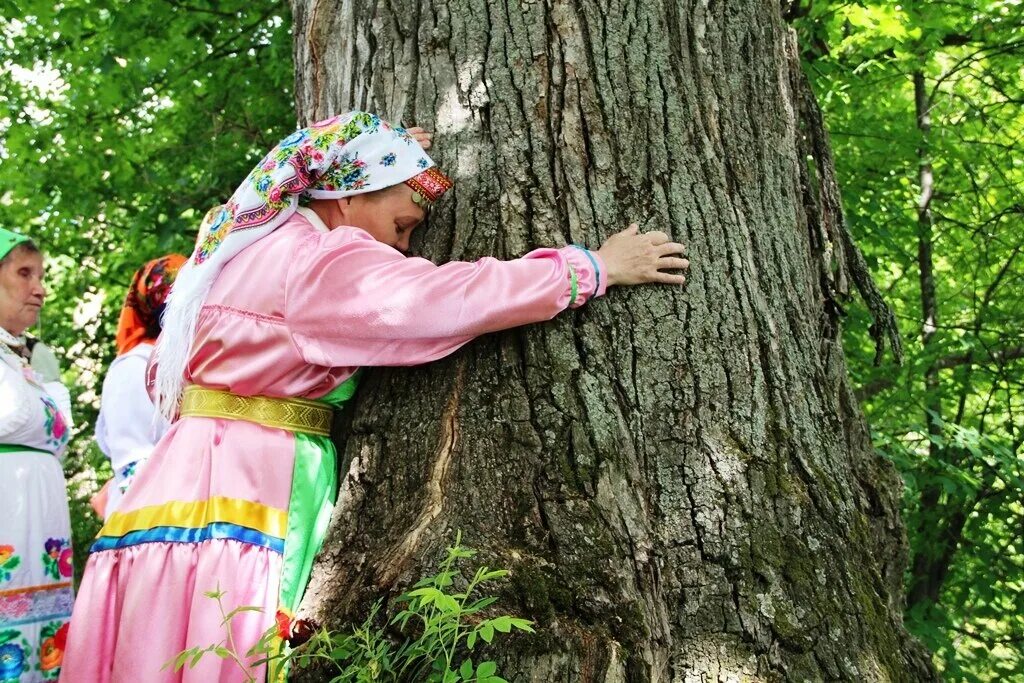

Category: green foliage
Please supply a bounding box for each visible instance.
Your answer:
[0,1,295,581]
[795,1,1024,679]
[169,535,533,683]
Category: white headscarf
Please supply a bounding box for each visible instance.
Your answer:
[155,111,447,417]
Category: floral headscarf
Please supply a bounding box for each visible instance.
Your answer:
[115,254,187,355]
[155,111,453,417]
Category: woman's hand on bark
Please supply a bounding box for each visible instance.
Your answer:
[597,224,689,287]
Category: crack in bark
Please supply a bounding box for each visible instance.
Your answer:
[377,360,464,585]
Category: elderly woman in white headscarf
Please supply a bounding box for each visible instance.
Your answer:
[62,112,687,682]
[0,229,74,683]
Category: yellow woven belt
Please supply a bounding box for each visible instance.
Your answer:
[180,386,333,437]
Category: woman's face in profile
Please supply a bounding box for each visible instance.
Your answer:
[0,248,45,337]
[337,184,426,253]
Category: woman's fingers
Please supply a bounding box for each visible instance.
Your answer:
[407,126,433,149]
[657,257,690,272]
[653,271,687,285]
[655,241,686,256]
[644,230,670,245]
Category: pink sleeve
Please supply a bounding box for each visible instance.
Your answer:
[284,228,607,367]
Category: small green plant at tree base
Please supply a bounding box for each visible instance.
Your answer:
[163,583,269,683]
[165,532,534,682]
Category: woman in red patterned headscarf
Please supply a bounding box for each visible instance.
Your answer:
[93,254,187,518]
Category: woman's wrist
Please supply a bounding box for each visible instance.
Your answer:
[596,247,617,287]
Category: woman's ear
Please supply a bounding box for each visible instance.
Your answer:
[333,197,353,221]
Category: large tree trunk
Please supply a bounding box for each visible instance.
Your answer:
[289,0,935,679]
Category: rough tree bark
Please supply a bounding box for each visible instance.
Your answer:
[289,0,935,680]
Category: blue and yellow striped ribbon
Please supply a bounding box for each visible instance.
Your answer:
[92,496,288,554]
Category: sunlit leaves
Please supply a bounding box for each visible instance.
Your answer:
[796,1,1024,679]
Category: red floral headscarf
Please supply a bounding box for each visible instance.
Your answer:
[115,254,188,355]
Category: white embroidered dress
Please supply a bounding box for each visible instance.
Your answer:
[0,334,73,683]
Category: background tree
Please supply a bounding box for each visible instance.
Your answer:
[291,0,932,679]
[795,1,1024,679]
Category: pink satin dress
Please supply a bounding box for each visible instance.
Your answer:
[60,208,605,682]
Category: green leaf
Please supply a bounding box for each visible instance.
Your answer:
[222,605,265,624]
[509,618,535,633]
[163,649,193,672]
[435,593,460,613]
[490,616,512,633]
[459,658,474,679]
[465,597,498,613]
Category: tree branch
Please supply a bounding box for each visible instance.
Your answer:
[789,33,904,365]
[162,0,240,17]
[949,624,1024,645]
[936,346,1024,370]
[929,40,1024,104]
[856,345,1024,401]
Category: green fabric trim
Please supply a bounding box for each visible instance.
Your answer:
[572,245,601,299]
[278,373,361,612]
[0,228,30,261]
[320,371,360,406]
[0,444,50,455]
[279,432,337,613]
[568,263,579,305]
